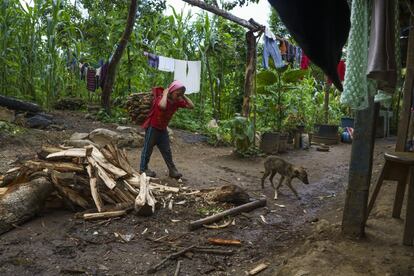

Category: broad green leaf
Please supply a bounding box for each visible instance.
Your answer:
[281,69,307,84]
[256,70,277,87]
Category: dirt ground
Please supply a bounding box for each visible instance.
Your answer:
[0,110,413,276]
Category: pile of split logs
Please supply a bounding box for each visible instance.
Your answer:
[0,143,179,234]
[126,92,153,124]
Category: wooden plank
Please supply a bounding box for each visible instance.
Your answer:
[87,165,104,212]
[24,160,84,173]
[88,157,117,190]
[46,148,86,159]
[90,147,127,179]
[396,14,414,151]
[83,210,127,220]
[403,166,414,245]
[37,145,65,160]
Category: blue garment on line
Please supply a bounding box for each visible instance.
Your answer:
[262,36,284,69]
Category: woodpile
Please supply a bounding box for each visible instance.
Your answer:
[126,92,153,124]
[0,143,179,233]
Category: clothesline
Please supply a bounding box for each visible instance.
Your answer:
[143,51,201,94]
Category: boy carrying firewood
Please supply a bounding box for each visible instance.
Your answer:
[140,80,194,179]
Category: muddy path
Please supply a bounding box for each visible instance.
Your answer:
[0,110,396,275]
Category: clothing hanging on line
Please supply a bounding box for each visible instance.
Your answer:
[341,0,371,110]
[87,68,97,92]
[158,56,175,72]
[295,47,302,68]
[279,40,287,60]
[300,53,310,69]
[80,63,88,80]
[144,52,159,69]
[263,36,285,69]
[366,0,399,93]
[173,59,201,94]
[327,60,346,85]
[286,42,296,63]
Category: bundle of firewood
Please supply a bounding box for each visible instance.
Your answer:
[126,92,153,124]
[0,144,179,222]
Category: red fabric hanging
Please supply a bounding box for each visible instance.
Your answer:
[300,53,310,69]
[327,60,346,84]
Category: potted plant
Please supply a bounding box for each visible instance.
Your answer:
[312,88,345,145]
[256,68,308,153]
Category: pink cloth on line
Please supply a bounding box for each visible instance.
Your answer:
[168,80,186,94]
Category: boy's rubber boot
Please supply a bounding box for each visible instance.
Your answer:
[141,169,156,178]
[168,166,182,179]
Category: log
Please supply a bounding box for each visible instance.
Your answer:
[188,198,267,230]
[24,160,84,173]
[0,95,42,113]
[134,174,156,216]
[0,177,54,235]
[83,210,127,220]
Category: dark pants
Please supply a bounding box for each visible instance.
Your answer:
[140,127,175,172]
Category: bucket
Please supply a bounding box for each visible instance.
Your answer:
[260,132,280,154]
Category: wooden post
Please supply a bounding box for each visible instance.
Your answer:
[242,31,257,117]
[396,14,414,151]
[342,95,379,238]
